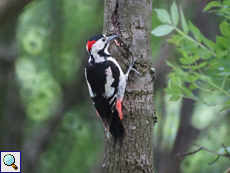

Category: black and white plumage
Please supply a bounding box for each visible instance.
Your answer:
[85,34,131,146]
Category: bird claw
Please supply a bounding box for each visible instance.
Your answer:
[130,67,141,75]
[125,57,141,79]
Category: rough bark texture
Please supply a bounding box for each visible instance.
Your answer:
[102,0,156,172]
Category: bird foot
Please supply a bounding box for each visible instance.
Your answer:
[125,57,141,80]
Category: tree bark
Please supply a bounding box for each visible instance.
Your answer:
[102,0,156,172]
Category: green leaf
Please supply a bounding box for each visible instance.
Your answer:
[203,1,222,12]
[180,7,189,34]
[219,105,230,112]
[216,50,228,58]
[170,2,179,26]
[216,36,229,49]
[165,60,176,69]
[188,75,199,82]
[167,34,184,46]
[171,76,182,88]
[171,84,183,95]
[164,88,175,95]
[189,83,197,90]
[218,8,230,20]
[165,60,182,72]
[198,62,207,68]
[189,21,202,43]
[181,39,197,50]
[167,77,184,94]
[225,99,230,105]
[182,86,193,97]
[220,21,230,37]
[216,36,229,58]
[151,25,174,37]
[194,47,213,59]
[179,56,199,64]
[190,65,199,70]
[202,36,216,51]
[165,83,183,95]
[181,65,190,69]
[155,9,172,24]
[164,88,179,95]
[169,95,180,101]
[223,0,230,6]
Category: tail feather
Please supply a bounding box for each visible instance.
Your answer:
[109,109,125,147]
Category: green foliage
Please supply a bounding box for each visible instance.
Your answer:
[16,57,61,121]
[151,25,174,36]
[17,0,103,121]
[16,0,104,172]
[154,9,172,24]
[203,1,222,12]
[40,106,103,173]
[153,91,182,152]
[170,2,179,26]
[182,113,230,172]
[152,1,230,112]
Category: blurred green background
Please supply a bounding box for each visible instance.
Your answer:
[0,0,229,172]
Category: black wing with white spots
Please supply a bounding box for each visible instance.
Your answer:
[85,60,124,145]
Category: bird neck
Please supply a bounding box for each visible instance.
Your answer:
[89,48,111,63]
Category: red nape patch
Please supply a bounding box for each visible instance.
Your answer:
[116,100,123,120]
[87,40,96,51]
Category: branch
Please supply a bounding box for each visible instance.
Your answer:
[177,143,230,165]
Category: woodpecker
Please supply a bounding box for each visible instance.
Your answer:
[85,34,137,146]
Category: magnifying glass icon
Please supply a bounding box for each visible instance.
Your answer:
[3,154,18,170]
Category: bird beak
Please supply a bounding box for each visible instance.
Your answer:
[107,35,119,43]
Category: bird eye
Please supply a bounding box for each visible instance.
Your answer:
[102,38,106,42]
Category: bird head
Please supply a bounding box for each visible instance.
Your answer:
[86,34,119,56]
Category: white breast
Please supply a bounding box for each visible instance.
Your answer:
[103,66,115,98]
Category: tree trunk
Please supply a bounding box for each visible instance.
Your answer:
[102,0,156,172]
